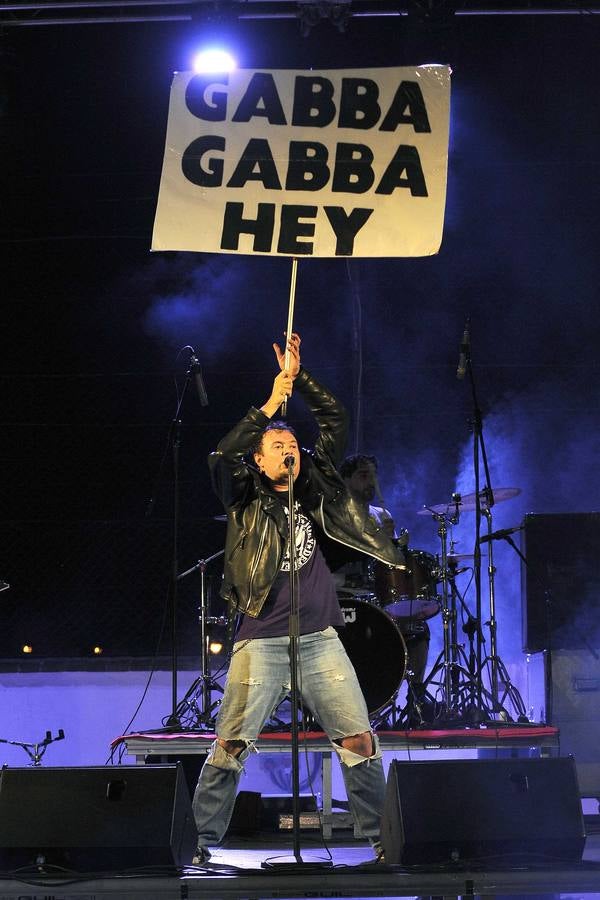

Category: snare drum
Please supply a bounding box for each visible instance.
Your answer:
[336,598,407,715]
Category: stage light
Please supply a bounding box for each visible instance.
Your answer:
[209,640,223,655]
[298,1,351,36]
[22,644,33,654]
[192,49,236,74]
[92,645,103,656]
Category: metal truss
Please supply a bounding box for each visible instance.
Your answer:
[0,0,598,28]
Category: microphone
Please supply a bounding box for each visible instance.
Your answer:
[456,318,471,380]
[284,455,295,469]
[480,524,523,543]
[189,351,209,406]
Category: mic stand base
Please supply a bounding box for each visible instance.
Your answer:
[261,860,334,871]
[480,652,528,722]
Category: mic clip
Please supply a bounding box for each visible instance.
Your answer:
[449,492,461,525]
[188,348,209,407]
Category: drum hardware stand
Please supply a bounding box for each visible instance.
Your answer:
[418,507,489,726]
[370,692,404,730]
[370,668,427,730]
[457,586,481,687]
[0,729,64,766]
[400,668,428,728]
[175,549,226,730]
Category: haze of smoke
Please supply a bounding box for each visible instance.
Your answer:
[451,374,600,715]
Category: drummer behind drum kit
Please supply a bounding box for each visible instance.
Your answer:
[335,487,528,729]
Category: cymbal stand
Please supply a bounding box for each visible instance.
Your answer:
[419,507,481,721]
[176,549,225,729]
[435,510,453,704]
[448,557,481,685]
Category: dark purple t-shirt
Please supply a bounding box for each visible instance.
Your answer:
[236,499,344,640]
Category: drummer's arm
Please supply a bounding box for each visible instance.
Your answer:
[381,514,396,538]
[371,505,397,538]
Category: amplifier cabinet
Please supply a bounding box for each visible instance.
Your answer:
[521,512,600,653]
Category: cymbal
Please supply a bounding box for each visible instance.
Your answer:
[213,514,227,522]
[417,487,521,516]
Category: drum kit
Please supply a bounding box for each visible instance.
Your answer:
[335,486,528,728]
[177,485,528,731]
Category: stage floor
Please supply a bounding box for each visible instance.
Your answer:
[1,833,600,900]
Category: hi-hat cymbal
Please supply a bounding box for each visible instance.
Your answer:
[417,487,520,516]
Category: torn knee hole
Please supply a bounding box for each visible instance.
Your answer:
[338,732,375,756]
[218,738,247,757]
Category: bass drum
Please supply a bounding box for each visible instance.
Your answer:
[336,597,407,716]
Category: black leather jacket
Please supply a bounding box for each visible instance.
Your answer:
[209,367,406,618]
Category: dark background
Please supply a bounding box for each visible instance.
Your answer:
[1,6,599,666]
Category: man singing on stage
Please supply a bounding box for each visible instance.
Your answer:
[191,333,405,864]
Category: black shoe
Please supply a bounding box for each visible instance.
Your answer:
[192,846,212,865]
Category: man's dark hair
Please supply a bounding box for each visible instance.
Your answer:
[250,420,298,456]
[339,453,378,479]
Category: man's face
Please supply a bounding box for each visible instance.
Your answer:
[254,429,301,490]
[345,461,377,503]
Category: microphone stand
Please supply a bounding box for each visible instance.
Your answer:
[146,349,199,731]
[463,327,494,722]
[462,333,526,722]
[263,456,316,868]
[287,457,302,863]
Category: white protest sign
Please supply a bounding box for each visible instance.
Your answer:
[152,65,451,258]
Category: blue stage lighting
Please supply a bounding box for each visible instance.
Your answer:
[192,49,237,73]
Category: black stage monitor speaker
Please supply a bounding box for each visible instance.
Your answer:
[0,764,198,872]
[521,512,600,652]
[381,757,585,866]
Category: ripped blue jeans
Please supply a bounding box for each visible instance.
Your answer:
[192,626,385,850]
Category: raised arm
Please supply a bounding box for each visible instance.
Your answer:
[207,334,301,507]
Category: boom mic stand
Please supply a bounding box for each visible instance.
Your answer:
[145,346,207,732]
[479,524,528,720]
[459,320,492,722]
[459,323,525,722]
